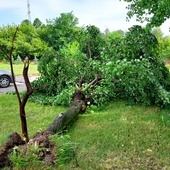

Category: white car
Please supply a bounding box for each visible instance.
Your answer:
[0,69,14,88]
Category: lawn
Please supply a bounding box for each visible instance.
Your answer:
[0,94,66,147]
[0,61,39,75]
[68,102,170,169]
[0,94,170,169]
[0,61,170,169]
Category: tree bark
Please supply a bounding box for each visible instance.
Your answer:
[47,90,86,134]
[46,76,100,134]
[20,57,33,142]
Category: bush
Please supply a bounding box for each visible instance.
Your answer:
[32,25,170,108]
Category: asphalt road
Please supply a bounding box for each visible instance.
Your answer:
[0,75,39,94]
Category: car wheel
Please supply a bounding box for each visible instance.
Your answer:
[0,75,11,88]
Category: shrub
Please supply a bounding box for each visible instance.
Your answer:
[32,25,170,108]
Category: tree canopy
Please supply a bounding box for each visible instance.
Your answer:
[0,12,170,108]
[122,0,170,28]
[31,23,170,108]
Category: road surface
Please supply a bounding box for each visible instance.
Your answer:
[0,75,39,94]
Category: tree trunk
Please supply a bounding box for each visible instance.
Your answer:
[47,90,86,134]
[19,57,33,142]
[0,90,86,168]
[46,76,101,134]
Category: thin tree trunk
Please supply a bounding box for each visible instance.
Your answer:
[19,57,33,142]
[19,103,29,142]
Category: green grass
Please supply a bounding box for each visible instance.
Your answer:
[68,102,170,169]
[0,94,67,147]
[0,94,170,169]
[0,62,39,75]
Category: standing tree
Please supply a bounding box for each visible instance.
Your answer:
[33,18,43,29]
[0,25,33,142]
[79,25,105,60]
[122,0,170,28]
[15,22,49,59]
[40,12,79,51]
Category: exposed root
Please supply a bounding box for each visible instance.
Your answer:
[0,131,56,168]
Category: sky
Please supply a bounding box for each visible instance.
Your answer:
[0,0,169,36]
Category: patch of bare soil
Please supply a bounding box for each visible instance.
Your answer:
[0,132,25,168]
[0,131,55,169]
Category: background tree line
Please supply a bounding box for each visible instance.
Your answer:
[0,12,169,61]
[0,12,170,108]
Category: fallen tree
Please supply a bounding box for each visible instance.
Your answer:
[0,25,101,168]
[1,24,170,168]
[47,90,86,134]
[0,90,84,167]
[46,75,100,134]
[0,70,100,168]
